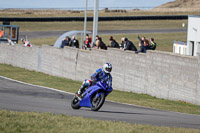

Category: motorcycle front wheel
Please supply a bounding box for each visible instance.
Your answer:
[91,92,105,111]
[71,94,81,109]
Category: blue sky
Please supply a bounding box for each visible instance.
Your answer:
[0,0,174,9]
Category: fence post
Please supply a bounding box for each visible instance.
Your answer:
[37,47,42,72]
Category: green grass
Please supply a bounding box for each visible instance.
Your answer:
[0,63,200,115]
[11,20,188,32]
[0,64,80,93]
[1,110,199,133]
[28,37,58,46]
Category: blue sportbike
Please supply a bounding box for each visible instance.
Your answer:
[71,80,113,111]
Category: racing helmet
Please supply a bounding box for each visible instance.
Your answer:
[103,63,112,74]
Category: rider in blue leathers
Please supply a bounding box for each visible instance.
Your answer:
[78,63,112,96]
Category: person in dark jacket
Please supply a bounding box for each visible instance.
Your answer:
[109,36,120,48]
[61,36,71,48]
[98,37,107,50]
[123,38,137,51]
[137,35,149,53]
[70,36,79,48]
[148,38,156,50]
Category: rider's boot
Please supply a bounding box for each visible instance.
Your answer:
[77,79,92,97]
[77,85,86,97]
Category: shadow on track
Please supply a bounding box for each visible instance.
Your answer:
[82,109,167,117]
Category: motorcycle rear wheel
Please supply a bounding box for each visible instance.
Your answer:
[91,92,105,111]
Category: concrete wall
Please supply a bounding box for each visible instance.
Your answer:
[0,43,200,105]
[0,44,39,71]
[146,51,199,104]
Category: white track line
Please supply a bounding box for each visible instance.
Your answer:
[0,75,74,95]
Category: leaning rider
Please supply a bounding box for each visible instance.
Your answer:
[78,63,112,96]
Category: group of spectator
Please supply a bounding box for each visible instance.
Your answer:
[82,34,107,50]
[61,36,79,48]
[117,35,156,53]
[61,34,156,53]
[137,35,156,53]
[7,38,32,47]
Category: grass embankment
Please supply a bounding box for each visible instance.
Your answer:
[0,63,200,115]
[0,110,199,133]
[12,20,187,32]
[1,9,200,17]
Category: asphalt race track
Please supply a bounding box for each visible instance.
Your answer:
[0,76,200,129]
[20,28,187,39]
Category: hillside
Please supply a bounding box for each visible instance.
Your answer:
[154,0,200,11]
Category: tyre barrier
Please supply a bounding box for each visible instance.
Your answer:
[0,15,188,22]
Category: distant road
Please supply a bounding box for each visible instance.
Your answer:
[20,28,187,39]
[0,76,200,129]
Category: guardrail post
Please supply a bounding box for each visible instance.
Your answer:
[37,47,42,72]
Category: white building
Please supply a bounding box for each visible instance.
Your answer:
[187,15,200,56]
[173,15,200,56]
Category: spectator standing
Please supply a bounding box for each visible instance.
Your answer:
[61,36,71,48]
[138,35,149,53]
[71,36,79,48]
[84,34,92,49]
[148,38,157,50]
[123,38,137,51]
[109,36,120,48]
[21,38,32,47]
[98,37,107,50]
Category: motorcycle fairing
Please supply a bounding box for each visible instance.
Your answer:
[79,84,103,107]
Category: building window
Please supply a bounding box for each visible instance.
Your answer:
[189,41,194,56]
